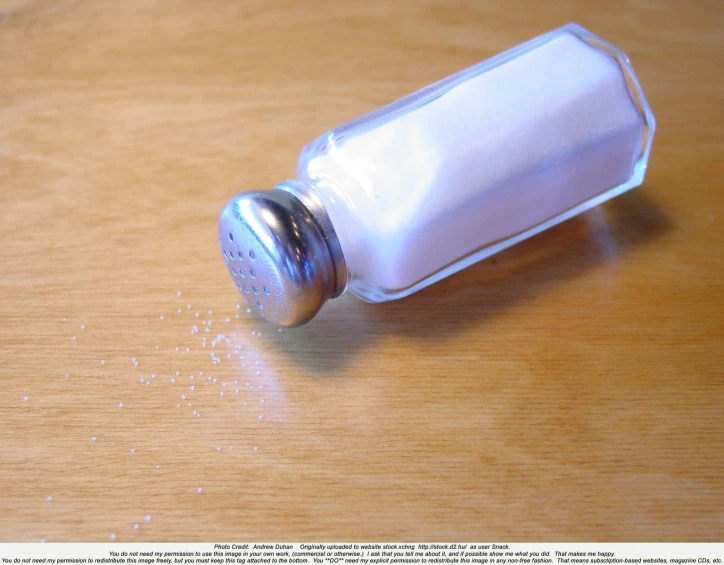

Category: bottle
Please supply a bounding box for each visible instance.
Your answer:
[218,23,655,327]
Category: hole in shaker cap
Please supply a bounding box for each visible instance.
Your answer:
[237,251,243,260]
[249,250,255,260]
[257,302,263,310]
[252,286,258,295]
[263,286,270,295]
[228,233,234,242]
[249,269,255,278]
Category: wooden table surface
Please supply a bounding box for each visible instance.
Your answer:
[1,0,722,543]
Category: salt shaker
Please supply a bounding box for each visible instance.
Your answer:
[218,23,655,327]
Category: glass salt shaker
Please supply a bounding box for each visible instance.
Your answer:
[218,23,655,327]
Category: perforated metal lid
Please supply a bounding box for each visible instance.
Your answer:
[218,183,346,327]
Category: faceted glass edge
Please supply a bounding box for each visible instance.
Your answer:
[564,23,656,177]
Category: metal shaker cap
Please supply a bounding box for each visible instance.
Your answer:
[218,182,346,327]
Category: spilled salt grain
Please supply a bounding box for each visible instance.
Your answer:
[133,524,139,530]
[130,448,135,453]
[91,437,96,442]
[46,495,52,501]
[176,291,182,296]
[109,534,116,541]
[144,515,151,522]
[23,396,29,401]
[118,403,123,408]
[197,487,203,493]
[159,315,164,320]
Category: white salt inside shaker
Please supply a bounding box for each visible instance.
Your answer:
[218,23,655,327]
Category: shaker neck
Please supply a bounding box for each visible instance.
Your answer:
[274,179,348,298]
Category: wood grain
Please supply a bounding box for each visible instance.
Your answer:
[0,0,722,542]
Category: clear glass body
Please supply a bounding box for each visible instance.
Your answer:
[292,23,655,303]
